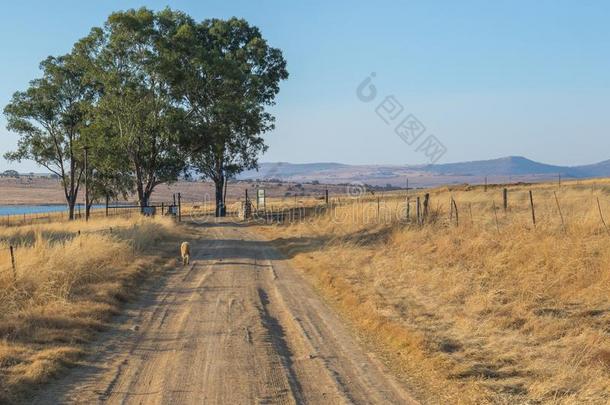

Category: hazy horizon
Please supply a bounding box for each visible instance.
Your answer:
[7,154,610,176]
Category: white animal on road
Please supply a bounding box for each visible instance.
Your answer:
[180,242,190,265]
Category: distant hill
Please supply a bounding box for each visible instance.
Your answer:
[237,156,610,188]
[572,159,610,177]
[424,156,574,176]
[240,162,349,179]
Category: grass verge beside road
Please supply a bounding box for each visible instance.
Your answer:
[258,179,610,404]
[0,216,180,403]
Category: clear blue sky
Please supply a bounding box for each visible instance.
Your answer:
[1,0,609,172]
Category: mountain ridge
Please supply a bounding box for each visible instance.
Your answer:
[238,156,610,187]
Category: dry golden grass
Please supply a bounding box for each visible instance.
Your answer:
[258,178,610,404]
[0,215,179,402]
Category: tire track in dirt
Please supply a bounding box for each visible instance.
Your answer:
[32,221,417,404]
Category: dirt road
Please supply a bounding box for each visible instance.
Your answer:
[33,221,416,404]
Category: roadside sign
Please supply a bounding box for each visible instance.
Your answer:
[257,189,266,210]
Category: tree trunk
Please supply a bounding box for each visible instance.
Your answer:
[215,176,226,217]
[135,177,147,211]
[68,199,75,221]
[142,190,152,210]
[86,199,94,219]
[66,188,78,220]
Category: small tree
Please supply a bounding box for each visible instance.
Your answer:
[2,170,19,178]
[4,54,94,219]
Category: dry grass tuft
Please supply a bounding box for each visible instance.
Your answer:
[0,215,178,402]
[260,178,610,404]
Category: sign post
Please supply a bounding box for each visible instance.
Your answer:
[257,189,266,211]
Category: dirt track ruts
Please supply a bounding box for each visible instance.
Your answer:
[32,221,417,404]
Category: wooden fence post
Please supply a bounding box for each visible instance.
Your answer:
[596,197,610,235]
[416,196,421,225]
[451,197,459,226]
[406,197,410,222]
[423,193,430,223]
[503,188,508,211]
[178,193,182,222]
[553,191,565,230]
[9,246,16,282]
[529,190,536,228]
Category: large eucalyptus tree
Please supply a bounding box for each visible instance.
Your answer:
[77,8,187,208]
[158,13,288,216]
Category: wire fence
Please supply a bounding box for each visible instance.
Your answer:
[0,221,157,283]
[0,187,337,228]
[3,183,610,280]
[304,186,610,238]
[0,202,180,228]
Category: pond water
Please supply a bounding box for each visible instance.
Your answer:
[0,204,104,216]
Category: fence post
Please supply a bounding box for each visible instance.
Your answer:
[503,188,508,211]
[596,197,609,235]
[553,191,565,230]
[325,189,329,205]
[83,145,90,222]
[406,197,410,222]
[161,202,165,216]
[451,197,459,226]
[423,193,430,222]
[484,176,488,192]
[529,190,536,228]
[105,193,109,217]
[177,193,182,222]
[245,189,249,219]
[416,196,421,225]
[9,246,16,282]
